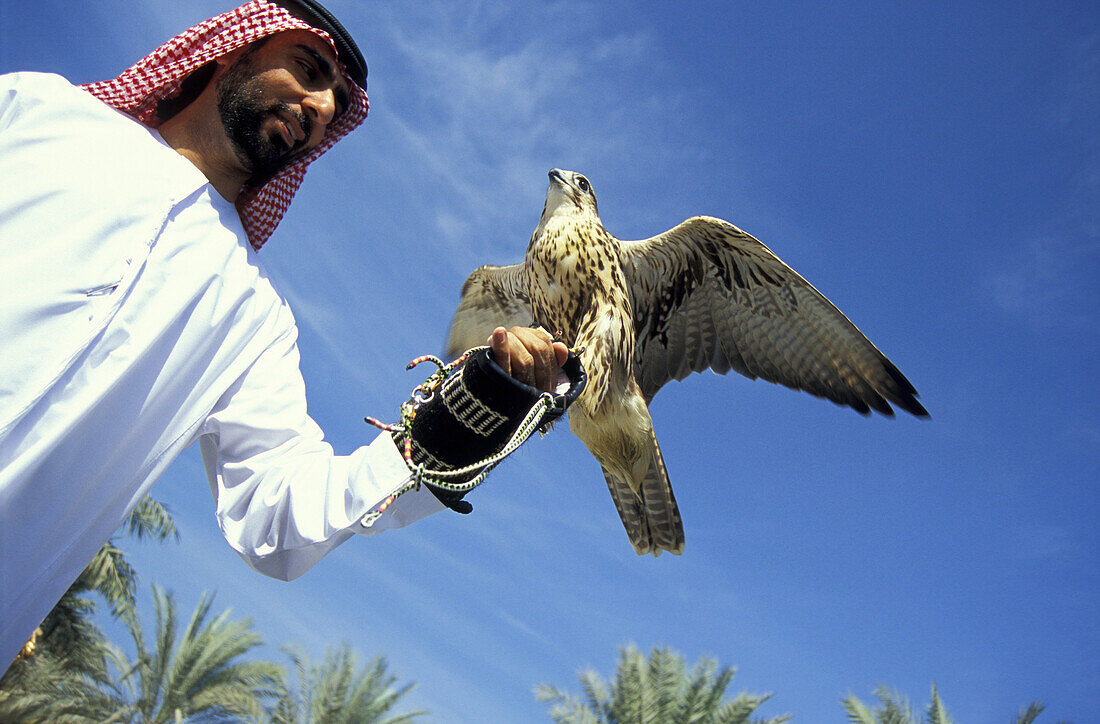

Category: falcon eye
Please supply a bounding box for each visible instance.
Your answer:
[577,177,590,192]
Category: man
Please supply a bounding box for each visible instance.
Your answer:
[0,0,568,671]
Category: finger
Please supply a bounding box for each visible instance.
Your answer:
[510,327,557,391]
[534,343,555,392]
[507,325,548,344]
[517,348,537,388]
[502,328,540,387]
[504,340,535,387]
[488,327,511,378]
[552,341,569,368]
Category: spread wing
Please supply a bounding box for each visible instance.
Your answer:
[446,264,533,357]
[620,216,928,417]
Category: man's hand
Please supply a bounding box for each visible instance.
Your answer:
[487,326,569,392]
[390,326,584,515]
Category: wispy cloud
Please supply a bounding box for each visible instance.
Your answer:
[498,609,561,651]
[1011,521,1078,564]
[363,1,673,248]
[983,235,1100,333]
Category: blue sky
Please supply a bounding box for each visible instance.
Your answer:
[3,0,1097,721]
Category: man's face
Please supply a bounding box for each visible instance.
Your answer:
[216,30,351,185]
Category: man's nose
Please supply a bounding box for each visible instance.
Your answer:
[302,88,336,134]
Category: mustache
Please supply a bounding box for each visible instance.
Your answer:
[270,102,313,156]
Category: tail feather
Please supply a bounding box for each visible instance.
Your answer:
[601,431,684,556]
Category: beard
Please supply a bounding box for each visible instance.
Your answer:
[216,55,313,187]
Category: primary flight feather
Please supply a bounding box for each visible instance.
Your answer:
[447,169,928,556]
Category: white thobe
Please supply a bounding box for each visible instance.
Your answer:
[0,72,443,669]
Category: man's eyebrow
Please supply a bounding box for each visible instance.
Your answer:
[298,44,350,118]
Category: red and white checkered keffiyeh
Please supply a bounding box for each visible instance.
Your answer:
[82,0,370,250]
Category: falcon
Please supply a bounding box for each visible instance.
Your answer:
[447,169,928,556]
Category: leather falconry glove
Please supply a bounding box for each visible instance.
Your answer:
[392,348,586,513]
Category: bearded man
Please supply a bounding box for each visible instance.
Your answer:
[0,0,568,671]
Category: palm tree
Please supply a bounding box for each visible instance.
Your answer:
[107,585,282,723]
[2,585,278,723]
[19,495,178,658]
[264,644,425,724]
[842,685,1063,724]
[85,496,180,623]
[0,648,123,724]
[1,496,180,715]
[535,644,790,724]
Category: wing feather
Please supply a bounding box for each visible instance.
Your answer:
[621,216,928,416]
[446,264,532,357]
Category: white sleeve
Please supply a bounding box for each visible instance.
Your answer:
[0,72,25,125]
[198,323,445,581]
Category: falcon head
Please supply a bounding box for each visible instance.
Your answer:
[540,168,600,224]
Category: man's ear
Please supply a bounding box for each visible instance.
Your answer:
[215,45,249,69]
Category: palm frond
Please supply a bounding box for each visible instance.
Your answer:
[124,496,180,543]
[536,645,783,723]
[266,643,424,723]
[926,683,954,724]
[1012,702,1046,724]
[842,691,881,724]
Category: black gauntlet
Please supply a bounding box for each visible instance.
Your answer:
[391,348,585,513]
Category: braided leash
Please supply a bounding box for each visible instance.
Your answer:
[365,348,477,465]
[362,346,561,525]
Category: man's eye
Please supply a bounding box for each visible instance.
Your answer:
[298,60,317,80]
